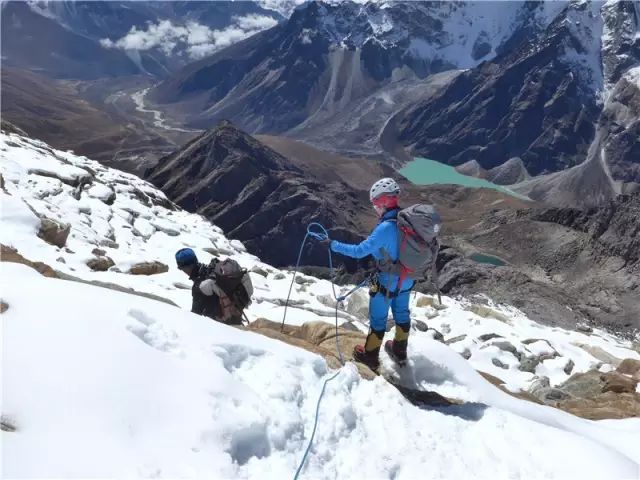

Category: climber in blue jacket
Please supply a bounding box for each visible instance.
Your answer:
[324,178,413,370]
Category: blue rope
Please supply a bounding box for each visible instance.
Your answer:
[293,369,341,480]
[282,222,369,479]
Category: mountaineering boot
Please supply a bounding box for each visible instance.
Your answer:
[353,329,384,371]
[384,322,410,366]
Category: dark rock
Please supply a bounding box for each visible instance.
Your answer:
[37,217,70,248]
[519,356,541,373]
[478,333,504,342]
[413,319,428,332]
[0,301,8,314]
[445,334,467,345]
[128,261,169,276]
[56,256,66,263]
[99,239,119,249]
[429,328,445,343]
[564,359,575,375]
[461,349,472,360]
[250,266,269,278]
[91,248,106,257]
[86,256,115,272]
[492,358,508,369]
[274,272,286,280]
[488,341,522,361]
[1,416,16,432]
[295,275,313,285]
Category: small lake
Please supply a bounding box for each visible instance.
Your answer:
[398,157,525,199]
[470,253,507,266]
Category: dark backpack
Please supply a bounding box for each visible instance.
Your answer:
[380,204,442,292]
[208,258,254,310]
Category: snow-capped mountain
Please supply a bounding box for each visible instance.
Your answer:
[1,1,282,78]
[395,0,640,207]
[2,124,640,477]
[150,0,566,132]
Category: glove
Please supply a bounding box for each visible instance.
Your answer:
[317,238,332,250]
[199,278,216,296]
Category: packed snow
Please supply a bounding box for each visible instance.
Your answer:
[3,263,639,478]
[2,130,640,477]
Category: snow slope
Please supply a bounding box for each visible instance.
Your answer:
[2,262,639,478]
[2,130,640,477]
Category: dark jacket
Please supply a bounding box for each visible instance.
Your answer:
[189,263,222,320]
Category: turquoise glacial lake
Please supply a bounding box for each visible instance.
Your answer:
[398,157,525,198]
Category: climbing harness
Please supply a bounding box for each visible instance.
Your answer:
[282,222,368,479]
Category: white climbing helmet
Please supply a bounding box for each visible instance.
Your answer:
[369,177,400,202]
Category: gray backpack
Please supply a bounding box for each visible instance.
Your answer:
[381,204,442,291]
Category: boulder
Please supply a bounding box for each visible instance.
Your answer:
[559,370,604,399]
[99,239,119,249]
[572,343,623,367]
[492,358,508,369]
[466,304,512,324]
[616,358,640,377]
[0,173,8,194]
[128,261,169,276]
[86,256,115,272]
[577,324,594,334]
[564,359,575,375]
[416,296,447,310]
[528,376,570,403]
[274,272,286,280]
[91,248,106,257]
[602,372,638,394]
[250,265,269,278]
[413,319,428,332]
[1,416,16,432]
[0,301,8,314]
[445,334,467,345]
[519,356,541,373]
[428,328,445,343]
[486,340,522,360]
[560,392,640,420]
[478,333,503,342]
[37,217,71,248]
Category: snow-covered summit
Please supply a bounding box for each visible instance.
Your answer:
[2,130,640,477]
[289,0,568,70]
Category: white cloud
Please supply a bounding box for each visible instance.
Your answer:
[101,15,278,60]
[234,13,278,31]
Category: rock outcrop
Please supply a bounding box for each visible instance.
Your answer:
[37,217,71,248]
[128,261,169,276]
[145,121,364,267]
[440,193,640,337]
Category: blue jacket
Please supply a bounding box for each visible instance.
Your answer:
[330,209,413,291]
